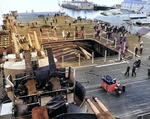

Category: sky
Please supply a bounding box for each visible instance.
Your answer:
[0,0,124,14]
[0,0,124,25]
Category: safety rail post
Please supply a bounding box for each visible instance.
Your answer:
[92,52,94,64]
[62,55,64,67]
[123,42,126,53]
[133,47,135,60]
[47,32,50,42]
[45,50,47,56]
[118,49,121,61]
[79,53,80,66]
[93,30,95,38]
[84,30,86,39]
[104,50,107,62]
[106,34,108,44]
[74,31,75,40]
[114,37,117,48]
[40,32,42,42]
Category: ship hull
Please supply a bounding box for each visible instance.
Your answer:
[94,5,115,11]
[62,4,93,10]
[61,1,94,10]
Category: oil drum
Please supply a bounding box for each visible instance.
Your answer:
[122,85,125,92]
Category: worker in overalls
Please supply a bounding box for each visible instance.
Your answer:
[114,83,122,95]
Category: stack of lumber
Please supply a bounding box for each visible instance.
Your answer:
[43,41,93,62]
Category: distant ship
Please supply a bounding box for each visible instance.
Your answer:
[60,0,94,10]
[94,4,115,11]
[59,0,115,11]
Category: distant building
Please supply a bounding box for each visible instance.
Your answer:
[142,0,150,14]
[112,4,121,9]
[121,0,150,14]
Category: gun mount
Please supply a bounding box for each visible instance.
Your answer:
[2,48,86,118]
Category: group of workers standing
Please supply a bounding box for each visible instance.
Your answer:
[125,59,141,77]
[135,34,144,55]
[134,41,144,56]
[124,33,144,77]
[124,63,136,76]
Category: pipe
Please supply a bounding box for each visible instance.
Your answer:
[86,98,100,116]
[28,33,33,47]
[34,31,40,50]
[34,31,44,57]
[12,33,20,59]
[92,96,108,112]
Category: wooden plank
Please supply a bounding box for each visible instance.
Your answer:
[54,50,75,57]
[76,42,92,47]
[78,46,91,59]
